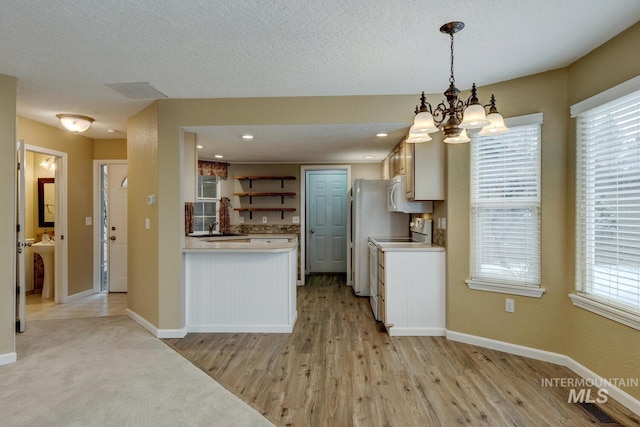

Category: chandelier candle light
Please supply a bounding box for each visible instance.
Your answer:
[408,22,508,144]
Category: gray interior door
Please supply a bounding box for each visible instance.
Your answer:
[307,170,347,273]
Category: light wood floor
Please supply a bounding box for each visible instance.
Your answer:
[165,274,640,427]
[26,292,127,320]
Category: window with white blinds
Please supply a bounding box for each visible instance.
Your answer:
[467,114,543,297]
[574,87,640,319]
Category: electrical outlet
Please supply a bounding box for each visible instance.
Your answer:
[262,216,268,224]
[505,298,515,313]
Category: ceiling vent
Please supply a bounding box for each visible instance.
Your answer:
[106,82,168,99]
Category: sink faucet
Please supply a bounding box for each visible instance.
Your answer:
[208,221,217,234]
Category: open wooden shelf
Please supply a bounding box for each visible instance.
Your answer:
[235,175,296,188]
[234,207,296,219]
[235,192,296,204]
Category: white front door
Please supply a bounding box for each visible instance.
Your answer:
[307,170,347,273]
[16,140,26,332]
[107,163,128,292]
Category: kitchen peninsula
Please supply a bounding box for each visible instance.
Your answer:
[183,234,298,333]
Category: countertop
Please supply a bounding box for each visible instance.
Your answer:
[369,237,445,252]
[183,234,298,253]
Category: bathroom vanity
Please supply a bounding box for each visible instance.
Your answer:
[183,234,298,333]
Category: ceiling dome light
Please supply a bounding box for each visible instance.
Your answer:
[56,114,94,133]
[241,134,254,140]
[376,133,388,137]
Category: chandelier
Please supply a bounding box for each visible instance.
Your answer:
[408,22,508,144]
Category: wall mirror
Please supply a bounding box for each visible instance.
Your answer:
[38,177,55,227]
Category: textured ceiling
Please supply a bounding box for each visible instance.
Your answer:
[2,0,640,162]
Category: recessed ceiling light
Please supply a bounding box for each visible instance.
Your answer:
[214,154,224,159]
[241,134,254,140]
[197,145,203,149]
[376,133,388,137]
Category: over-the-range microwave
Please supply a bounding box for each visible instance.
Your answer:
[387,175,433,214]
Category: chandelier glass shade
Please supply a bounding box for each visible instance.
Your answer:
[56,114,94,133]
[409,22,508,144]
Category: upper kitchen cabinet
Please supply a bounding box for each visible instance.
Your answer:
[386,132,444,201]
[411,132,445,201]
[389,140,406,177]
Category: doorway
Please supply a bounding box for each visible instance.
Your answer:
[93,161,128,293]
[301,166,351,283]
[17,144,69,331]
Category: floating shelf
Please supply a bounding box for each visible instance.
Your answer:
[234,207,296,219]
[235,192,296,204]
[235,175,296,188]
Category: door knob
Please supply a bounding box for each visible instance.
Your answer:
[110,236,116,241]
[310,229,315,234]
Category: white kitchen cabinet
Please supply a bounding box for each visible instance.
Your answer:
[412,132,445,200]
[378,248,446,336]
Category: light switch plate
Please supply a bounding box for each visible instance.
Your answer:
[262,216,268,224]
[292,216,300,224]
[85,217,92,226]
[239,216,244,224]
[145,218,150,229]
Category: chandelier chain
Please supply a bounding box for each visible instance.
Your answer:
[449,32,455,85]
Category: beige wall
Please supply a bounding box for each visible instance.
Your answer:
[17,117,95,296]
[447,68,570,352]
[0,74,16,359]
[127,104,160,327]
[93,138,127,160]
[564,22,640,397]
[446,22,640,400]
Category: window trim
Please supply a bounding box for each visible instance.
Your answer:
[465,112,546,297]
[466,279,546,298]
[571,76,640,327]
[569,294,640,331]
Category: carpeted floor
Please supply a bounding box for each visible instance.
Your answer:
[0,315,273,427]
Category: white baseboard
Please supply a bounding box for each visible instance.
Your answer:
[0,352,17,366]
[126,308,187,339]
[446,330,640,416]
[187,324,294,333]
[389,327,446,337]
[67,288,96,302]
[157,327,188,339]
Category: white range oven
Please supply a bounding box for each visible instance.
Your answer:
[368,218,433,321]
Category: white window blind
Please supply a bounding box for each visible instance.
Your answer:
[470,117,541,289]
[575,89,640,315]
